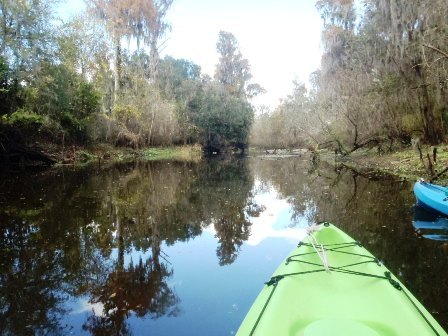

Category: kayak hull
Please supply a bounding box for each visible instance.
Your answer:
[414,181,448,216]
[237,222,447,336]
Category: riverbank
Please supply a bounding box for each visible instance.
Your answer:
[252,146,448,184]
[43,143,203,165]
[330,147,448,184]
[9,141,448,185]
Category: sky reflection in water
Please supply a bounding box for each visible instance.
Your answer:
[62,178,307,335]
[1,157,448,335]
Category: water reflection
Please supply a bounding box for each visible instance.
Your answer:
[242,180,308,245]
[0,158,256,335]
[413,205,448,241]
[83,256,178,335]
[1,157,448,334]
[250,158,448,329]
[193,158,254,266]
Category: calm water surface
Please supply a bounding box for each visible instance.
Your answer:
[1,156,448,335]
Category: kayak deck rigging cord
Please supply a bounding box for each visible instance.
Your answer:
[306,222,331,272]
[248,222,441,336]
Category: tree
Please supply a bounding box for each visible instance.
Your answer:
[19,60,101,142]
[364,0,447,144]
[108,51,181,147]
[185,31,264,153]
[157,56,201,100]
[147,0,173,81]
[307,0,448,150]
[189,83,254,152]
[157,56,202,143]
[0,0,56,83]
[0,56,19,116]
[249,82,316,150]
[87,0,158,102]
[214,31,264,99]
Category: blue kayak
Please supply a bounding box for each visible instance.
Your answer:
[413,181,448,215]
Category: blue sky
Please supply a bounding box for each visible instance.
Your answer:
[58,0,323,109]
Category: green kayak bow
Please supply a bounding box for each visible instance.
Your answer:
[237,222,447,336]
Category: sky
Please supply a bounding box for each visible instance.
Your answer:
[163,0,323,109]
[59,0,323,110]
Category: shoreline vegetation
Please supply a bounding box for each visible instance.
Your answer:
[0,143,203,171]
[252,146,448,184]
[1,1,447,186]
[22,143,204,167]
[318,147,448,185]
[12,140,448,187]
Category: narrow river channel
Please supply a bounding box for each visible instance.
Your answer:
[1,156,447,335]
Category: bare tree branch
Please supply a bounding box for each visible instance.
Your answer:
[422,44,448,59]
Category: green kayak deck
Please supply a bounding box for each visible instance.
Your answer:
[237,222,447,336]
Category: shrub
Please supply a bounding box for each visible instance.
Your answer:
[6,108,44,127]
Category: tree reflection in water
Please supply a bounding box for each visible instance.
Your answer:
[2,156,448,333]
[191,158,254,266]
[250,157,448,328]
[83,256,178,336]
[0,219,68,336]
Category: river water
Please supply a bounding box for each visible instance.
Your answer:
[1,156,447,335]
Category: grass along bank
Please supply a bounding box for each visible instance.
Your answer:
[333,147,448,184]
[50,144,203,166]
[141,146,203,161]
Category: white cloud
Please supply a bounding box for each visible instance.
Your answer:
[72,298,104,316]
[245,187,308,245]
[203,182,308,246]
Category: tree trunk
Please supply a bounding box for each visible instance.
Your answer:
[149,39,159,82]
[115,204,124,272]
[113,34,122,104]
[0,2,6,56]
[420,84,443,145]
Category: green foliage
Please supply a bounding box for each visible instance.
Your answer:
[60,112,92,143]
[24,62,70,118]
[0,56,8,90]
[0,0,56,83]
[1,108,63,139]
[0,56,10,116]
[5,108,44,127]
[401,114,421,133]
[190,84,254,147]
[76,150,98,163]
[16,61,101,142]
[72,82,101,119]
[155,56,204,144]
[158,57,201,84]
[1,3,263,152]
[142,146,202,161]
[0,56,20,116]
[112,104,141,125]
